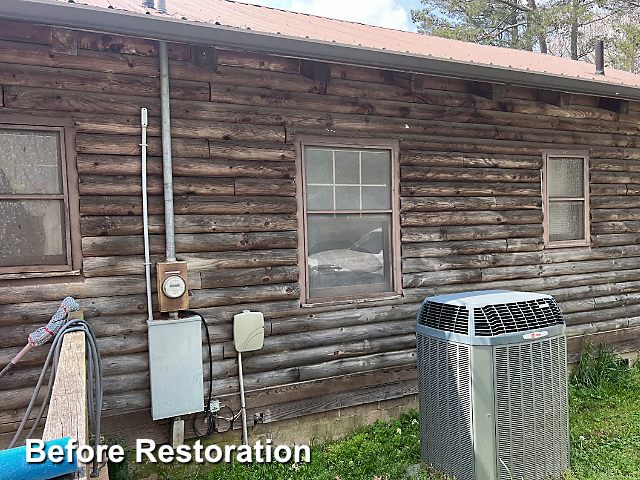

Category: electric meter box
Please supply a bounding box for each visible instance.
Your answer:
[148,316,204,420]
[233,310,264,353]
[157,261,188,312]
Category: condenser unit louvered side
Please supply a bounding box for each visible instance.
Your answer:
[416,290,569,480]
[417,335,474,480]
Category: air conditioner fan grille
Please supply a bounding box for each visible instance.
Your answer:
[474,298,564,336]
[417,301,469,334]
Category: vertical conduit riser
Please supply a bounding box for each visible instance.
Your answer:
[159,40,176,262]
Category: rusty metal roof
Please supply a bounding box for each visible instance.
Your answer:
[48,0,640,89]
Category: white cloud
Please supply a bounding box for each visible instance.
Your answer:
[234,0,417,32]
[283,0,415,31]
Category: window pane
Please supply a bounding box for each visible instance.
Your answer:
[304,147,333,184]
[335,186,360,210]
[0,130,62,195]
[362,186,391,209]
[361,150,391,185]
[307,213,392,299]
[549,201,584,242]
[0,199,67,267]
[548,157,584,198]
[307,185,334,211]
[334,150,359,184]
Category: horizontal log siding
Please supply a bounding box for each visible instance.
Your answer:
[2,19,640,446]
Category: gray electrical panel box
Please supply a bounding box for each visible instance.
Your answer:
[148,316,204,420]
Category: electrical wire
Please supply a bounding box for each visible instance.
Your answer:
[6,319,105,478]
[182,310,217,439]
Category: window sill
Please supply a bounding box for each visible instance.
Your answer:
[301,292,403,308]
[0,270,82,281]
[544,243,591,250]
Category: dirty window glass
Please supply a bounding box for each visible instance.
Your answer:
[303,145,395,301]
[0,127,70,271]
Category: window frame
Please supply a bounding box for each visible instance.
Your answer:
[542,149,590,249]
[0,114,81,277]
[295,135,402,306]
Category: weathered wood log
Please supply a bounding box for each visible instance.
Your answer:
[400,151,542,169]
[200,266,298,289]
[401,196,541,212]
[591,220,640,234]
[211,82,640,136]
[235,319,414,360]
[79,174,235,196]
[74,113,286,143]
[401,210,543,227]
[401,224,542,243]
[269,303,419,336]
[402,239,507,258]
[77,32,189,59]
[591,171,640,185]
[216,49,300,74]
[591,158,640,173]
[566,325,640,363]
[297,349,416,382]
[77,152,294,180]
[592,233,640,247]
[242,334,416,374]
[79,194,297,216]
[188,283,299,309]
[480,256,640,282]
[402,252,543,274]
[234,178,296,196]
[224,364,417,411]
[0,65,206,99]
[82,249,298,277]
[590,184,628,196]
[591,196,640,209]
[401,166,540,183]
[403,269,482,288]
[505,237,544,252]
[401,181,540,197]
[402,268,640,304]
[209,367,301,396]
[0,295,152,327]
[80,213,298,236]
[81,231,297,256]
[591,208,640,222]
[0,20,53,45]
[76,134,209,157]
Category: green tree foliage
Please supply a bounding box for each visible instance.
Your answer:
[411,0,640,72]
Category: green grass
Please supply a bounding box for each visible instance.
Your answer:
[122,344,640,480]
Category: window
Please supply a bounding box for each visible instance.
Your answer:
[296,136,401,304]
[542,151,590,248]
[0,116,80,276]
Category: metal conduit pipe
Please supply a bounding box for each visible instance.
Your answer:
[159,40,176,262]
[141,108,154,322]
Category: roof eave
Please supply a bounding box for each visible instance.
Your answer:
[2,0,639,101]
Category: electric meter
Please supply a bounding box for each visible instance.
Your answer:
[157,261,189,312]
[162,275,186,299]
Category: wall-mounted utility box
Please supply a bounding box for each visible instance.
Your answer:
[233,310,264,352]
[157,261,189,312]
[148,316,203,420]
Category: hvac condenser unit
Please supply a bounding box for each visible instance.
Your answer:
[416,290,569,480]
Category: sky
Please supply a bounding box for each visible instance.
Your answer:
[237,0,425,32]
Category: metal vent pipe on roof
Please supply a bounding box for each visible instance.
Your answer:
[142,0,154,8]
[157,0,166,13]
[595,40,605,75]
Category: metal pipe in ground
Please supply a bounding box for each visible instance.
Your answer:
[238,351,249,445]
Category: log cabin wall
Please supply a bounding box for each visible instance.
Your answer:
[1,19,640,446]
